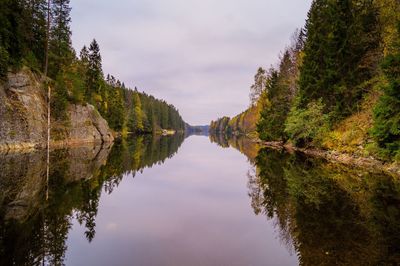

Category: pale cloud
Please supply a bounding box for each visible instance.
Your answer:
[71,0,312,124]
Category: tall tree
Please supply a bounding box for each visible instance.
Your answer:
[298,0,381,119]
[85,39,103,100]
[249,67,267,106]
[372,22,400,159]
[22,0,48,70]
[44,0,51,76]
[130,91,144,132]
[48,0,73,78]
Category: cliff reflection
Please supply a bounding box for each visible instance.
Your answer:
[0,134,185,265]
[210,134,400,265]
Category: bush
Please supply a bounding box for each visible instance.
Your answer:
[0,46,9,80]
[285,99,329,147]
[51,75,69,121]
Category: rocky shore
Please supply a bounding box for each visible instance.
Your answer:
[257,140,400,177]
[0,69,114,152]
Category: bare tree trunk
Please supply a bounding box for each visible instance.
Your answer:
[46,85,51,201]
[44,0,51,202]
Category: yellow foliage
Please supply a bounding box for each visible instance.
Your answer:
[92,93,103,102]
[375,0,400,55]
[322,79,384,154]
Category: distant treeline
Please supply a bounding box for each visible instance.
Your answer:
[0,0,185,133]
[209,105,259,136]
[211,0,400,161]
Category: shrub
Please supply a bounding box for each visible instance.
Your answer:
[285,99,329,147]
[0,46,9,80]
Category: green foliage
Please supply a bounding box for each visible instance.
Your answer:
[253,148,400,265]
[85,39,103,101]
[372,22,400,160]
[256,35,303,142]
[129,92,144,132]
[106,87,125,131]
[209,117,231,134]
[0,1,187,134]
[48,0,74,79]
[0,45,9,79]
[285,99,329,147]
[298,0,381,119]
[257,68,284,141]
[52,74,69,121]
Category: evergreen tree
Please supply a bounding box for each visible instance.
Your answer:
[85,39,103,100]
[22,0,48,70]
[48,0,73,78]
[257,68,280,141]
[129,91,144,132]
[372,22,400,160]
[107,86,125,131]
[298,0,381,119]
[0,0,49,74]
[80,45,89,65]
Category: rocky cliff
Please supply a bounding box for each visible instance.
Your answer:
[0,68,113,151]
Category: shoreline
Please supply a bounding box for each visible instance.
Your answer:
[254,139,400,178]
[0,130,184,154]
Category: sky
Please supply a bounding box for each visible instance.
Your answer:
[70,0,312,125]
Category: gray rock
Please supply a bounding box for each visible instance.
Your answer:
[0,68,114,151]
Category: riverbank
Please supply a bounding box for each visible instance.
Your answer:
[255,139,400,178]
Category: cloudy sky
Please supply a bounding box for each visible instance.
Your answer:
[70,0,312,125]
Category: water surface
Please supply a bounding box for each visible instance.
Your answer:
[0,134,399,265]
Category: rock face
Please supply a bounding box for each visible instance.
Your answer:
[0,68,114,151]
[51,104,114,148]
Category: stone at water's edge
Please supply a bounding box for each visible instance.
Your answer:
[0,68,114,152]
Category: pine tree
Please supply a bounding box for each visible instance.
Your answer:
[0,1,27,75]
[107,86,125,131]
[298,0,381,119]
[372,22,400,160]
[48,0,73,78]
[129,91,144,132]
[80,45,89,65]
[85,39,103,100]
[22,0,48,70]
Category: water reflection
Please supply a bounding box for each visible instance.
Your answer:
[209,133,260,162]
[0,134,185,265]
[211,134,400,265]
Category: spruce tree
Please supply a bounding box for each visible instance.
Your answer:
[48,0,73,78]
[22,0,48,70]
[131,91,144,132]
[298,0,381,119]
[372,22,400,159]
[85,39,103,100]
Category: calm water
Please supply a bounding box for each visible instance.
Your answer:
[0,134,399,265]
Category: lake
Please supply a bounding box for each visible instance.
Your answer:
[0,134,399,265]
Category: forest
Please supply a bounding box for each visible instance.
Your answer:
[0,0,186,134]
[210,0,400,162]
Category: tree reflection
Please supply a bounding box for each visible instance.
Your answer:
[252,148,400,265]
[0,133,185,265]
[209,134,400,265]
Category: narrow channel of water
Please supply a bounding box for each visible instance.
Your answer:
[0,134,399,265]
